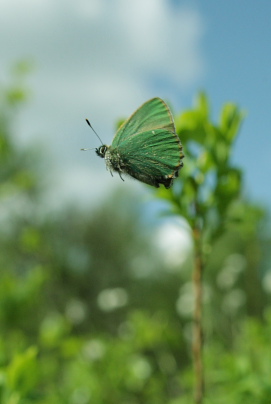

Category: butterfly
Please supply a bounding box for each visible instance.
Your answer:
[84,98,184,189]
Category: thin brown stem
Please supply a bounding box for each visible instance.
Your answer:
[193,227,204,404]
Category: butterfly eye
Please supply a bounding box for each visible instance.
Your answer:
[96,145,107,158]
[102,146,107,154]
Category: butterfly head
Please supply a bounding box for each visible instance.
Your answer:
[95,145,108,158]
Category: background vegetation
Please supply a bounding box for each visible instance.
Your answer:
[0,71,271,404]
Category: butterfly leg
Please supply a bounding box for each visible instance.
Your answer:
[116,159,125,181]
[118,171,125,182]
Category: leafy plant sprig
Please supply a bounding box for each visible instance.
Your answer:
[156,93,245,403]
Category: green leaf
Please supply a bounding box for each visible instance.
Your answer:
[7,347,38,396]
[220,103,245,143]
[196,91,210,120]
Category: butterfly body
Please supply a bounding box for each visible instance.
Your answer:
[95,98,184,188]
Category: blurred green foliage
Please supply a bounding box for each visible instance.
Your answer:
[0,72,271,403]
[157,93,245,237]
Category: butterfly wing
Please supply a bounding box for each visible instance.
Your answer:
[112,98,175,146]
[108,97,184,188]
[114,126,184,188]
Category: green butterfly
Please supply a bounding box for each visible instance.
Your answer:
[86,98,184,189]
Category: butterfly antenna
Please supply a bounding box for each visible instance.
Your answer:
[85,119,104,145]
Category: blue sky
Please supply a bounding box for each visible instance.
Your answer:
[0,0,270,210]
[193,0,271,207]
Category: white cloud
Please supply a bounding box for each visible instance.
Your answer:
[155,218,193,269]
[76,0,105,20]
[0,0,205,204]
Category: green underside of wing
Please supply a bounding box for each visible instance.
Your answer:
[116,128,183,177]
[113,98,175,146]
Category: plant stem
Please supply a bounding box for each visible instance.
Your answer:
[193,227,204,404]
